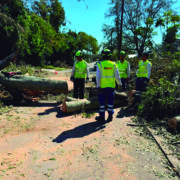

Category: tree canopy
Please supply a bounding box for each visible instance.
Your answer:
[0,0,99,66]
[104,0,177,56]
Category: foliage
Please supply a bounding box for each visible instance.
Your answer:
[104,0,176,56]
[17,13,58,66]
[31,0,65,32]
[44,65,65,71]
[77,32,99,53]
[0,0,99,67]
[155,11,180,53]
[0,13,22,59]
[137,77,179,120]
[49,0,65,32]
[0,0,26,20]
[3,62,34,75]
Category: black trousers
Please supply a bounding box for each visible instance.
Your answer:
[73,78,85,99]
[121,78,127,91]
[115,78,127,91]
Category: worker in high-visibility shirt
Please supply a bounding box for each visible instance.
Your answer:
[70,50,89,99]
[136,52,152,92]
[95,49,122,122]
[116,51,130,91]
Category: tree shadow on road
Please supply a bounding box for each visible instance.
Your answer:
[52,121,106,143]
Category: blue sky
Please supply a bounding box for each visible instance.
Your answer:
[61,0,180,45]
[61,0,111,45]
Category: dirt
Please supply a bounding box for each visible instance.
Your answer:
[0,71,179,180]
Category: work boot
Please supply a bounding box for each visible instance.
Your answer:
[95,116,105,122]
[107,115,113,122]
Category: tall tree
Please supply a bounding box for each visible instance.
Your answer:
[49,0,65,32]
[105,0,121,53]
[31,0,65,32]
[0,0,26,20]
[77,32,99,54]
[159,11,180,53]
[105,0,175,56]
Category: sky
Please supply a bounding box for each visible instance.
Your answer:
[61,0,111,45]
[61,0,180,46]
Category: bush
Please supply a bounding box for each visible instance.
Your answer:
[137,77,179,120]
[3,62,34,76]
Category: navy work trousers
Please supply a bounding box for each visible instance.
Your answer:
[98,88,115,119]
[121,78,127,91]
[135,77,148,92]
[73,78,85,99]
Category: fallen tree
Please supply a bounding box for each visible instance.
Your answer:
[0,51,18,70]
[61,92,128,113]
[0,74,68,96]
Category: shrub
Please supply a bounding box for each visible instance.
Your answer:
[137,77,179,120]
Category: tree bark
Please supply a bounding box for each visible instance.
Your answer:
[168,117,180,132]
[66,96,78,102]
[0,51,18,70]
[0,74,68,95]
[61,92,128,113]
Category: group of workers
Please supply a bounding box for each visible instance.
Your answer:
[70,49,152,123]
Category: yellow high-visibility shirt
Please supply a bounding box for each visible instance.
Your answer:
[97,60,116,88]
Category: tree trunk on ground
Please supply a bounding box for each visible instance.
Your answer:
[0,74,68,95]
[61,92,128,113]
[0,51,18,70]
[66,96,78,102]
[168,117,180,132]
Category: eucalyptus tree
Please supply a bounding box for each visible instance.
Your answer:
[31,0,65,32]
[105,0,175,56]
[156,11,180,53]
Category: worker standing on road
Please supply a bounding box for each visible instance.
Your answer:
[95,49,122,122]
[135,52,152,92]
[70,50,89,99]
[116,51,130,92]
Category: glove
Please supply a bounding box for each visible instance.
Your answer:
[70,76,74,81]
[146,78,150,83]
[127,77,130,83]
[98,87,102,94]
[86,77,89,82]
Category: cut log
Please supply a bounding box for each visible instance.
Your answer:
[0,75,68,95]
[21,89,45,103]
[22,93,40,103]
[168,117,180,132]
[66,96,78,102]
[61,92,128,113]
[61,97,99,113]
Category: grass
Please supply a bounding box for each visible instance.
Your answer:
[113,136,129,146]
[81,144,98,161]
[81,112,95,118]
[0,106,36,137]
[131,119,180,179]
[44,65,65,71]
